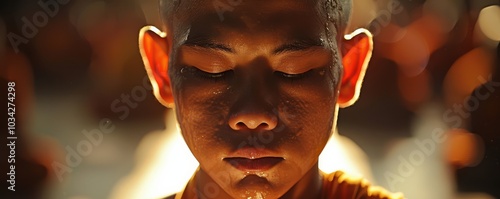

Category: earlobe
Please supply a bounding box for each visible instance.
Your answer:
[138,26,174,108]
[338,28,373,108]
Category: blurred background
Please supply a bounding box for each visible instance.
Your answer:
[0,0,499,198]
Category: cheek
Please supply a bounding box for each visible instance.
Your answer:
[280,68,338,129]
[173,79,231,153]
[278,69,338,158]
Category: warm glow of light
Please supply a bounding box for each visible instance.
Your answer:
[319,132,375,183]
[110,111,198,199]
[445,129,484,168]
[478,5,500,41]
[383,26,431,77]
[398,70,432,111]
[443,47,494,107]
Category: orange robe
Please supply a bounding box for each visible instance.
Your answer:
[320,171,403,199]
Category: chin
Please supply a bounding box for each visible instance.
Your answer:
[227,175,288,199]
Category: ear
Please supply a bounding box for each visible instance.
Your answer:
[138,26,174,108]
[338,28,373,108]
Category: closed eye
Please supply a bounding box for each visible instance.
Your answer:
[183,66,233,80]
[199,70,227,78]
[274,69,312,80]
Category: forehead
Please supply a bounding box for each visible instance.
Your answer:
[174,0,321,19]
[178,0,321,16]
[167,0,342,45]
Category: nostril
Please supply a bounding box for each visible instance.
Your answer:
[259,123,269,130]
[229,114,278,131]
[234,121,271,130]
[235,122,246,130]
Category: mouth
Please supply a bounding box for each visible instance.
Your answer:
[224,157,284,172]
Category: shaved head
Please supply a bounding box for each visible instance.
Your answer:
[159,0,352,36]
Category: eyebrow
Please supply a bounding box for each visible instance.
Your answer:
[273,39,324,54]
[183,37,234,53]
[182,37,324,54]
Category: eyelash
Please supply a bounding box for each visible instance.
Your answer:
[182,66,312,82]
[183,66,233,81]
[275,70,312,81]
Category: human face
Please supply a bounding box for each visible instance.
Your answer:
[168,0,343,198]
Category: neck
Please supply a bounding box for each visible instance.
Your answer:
[181,168,233,199]
[280,162,323,199]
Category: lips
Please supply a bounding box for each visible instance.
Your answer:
[225,157,284,171]
[224,147,284,171]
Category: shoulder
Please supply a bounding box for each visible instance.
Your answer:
[322,171,404,199]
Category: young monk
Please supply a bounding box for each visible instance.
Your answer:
[138,0,404,198]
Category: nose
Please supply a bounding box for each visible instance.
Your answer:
[228,57,278,131]
[229,112,278,131]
